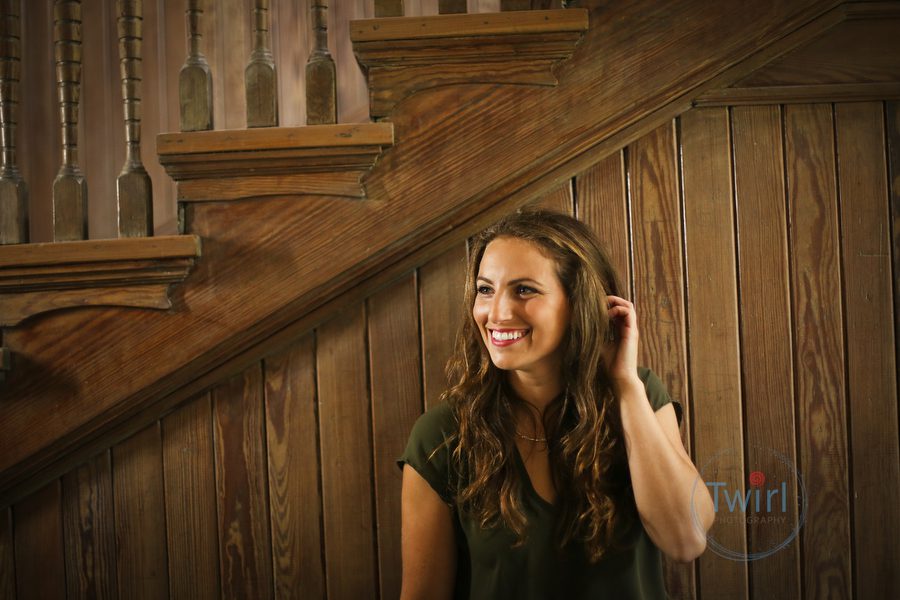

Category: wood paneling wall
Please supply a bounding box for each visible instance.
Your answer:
[13,0,502,244]
[3,99,895,599]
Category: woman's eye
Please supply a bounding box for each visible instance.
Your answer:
[517,285,536,295]
[476,285,492,295]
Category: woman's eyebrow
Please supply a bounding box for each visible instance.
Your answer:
[476,276,542,286]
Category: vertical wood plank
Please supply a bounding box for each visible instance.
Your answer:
[419,243,467,410]
[81,0,118,239]
[375,0,404,17]
[332,0,370,124]
[531,180,573,215]
[14,481,66,599]
[680,107,748,599]
[576,151,632,298]
[142,0,181,234]
[835,101,899,600]
[112,422,169,598]
[264,335,326,599]
[369,273,423,600]
[732,105,800,599]
[213,363,274,598]
[271,0,307,126]
[317,305,378,597]
[887,100,900,485]
[438,0,467,14]
[469,0,500,12]
[62,451,117,599]
[628,120,694,600]
[162,393,220,600]
[784,103,852,600]
[19,0,57,242]
[220,0,251,129]
[0,506,14,598]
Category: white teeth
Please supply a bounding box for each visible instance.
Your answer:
[492,330,526,341]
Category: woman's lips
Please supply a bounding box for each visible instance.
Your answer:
[489,329,530,347]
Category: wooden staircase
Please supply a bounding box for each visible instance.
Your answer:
[0,0,863,507]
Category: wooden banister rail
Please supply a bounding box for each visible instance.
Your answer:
[0,0,26,245]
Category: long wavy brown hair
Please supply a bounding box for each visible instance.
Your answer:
[441,208,637,562]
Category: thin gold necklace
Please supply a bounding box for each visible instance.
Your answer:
[515,431,548,443]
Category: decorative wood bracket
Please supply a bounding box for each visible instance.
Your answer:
[157,123,394,201]
[351,8,589,118]
[0,235,201,327]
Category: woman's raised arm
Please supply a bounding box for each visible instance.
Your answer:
[400,463,457,600]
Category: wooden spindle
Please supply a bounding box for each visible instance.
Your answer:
[438,0,466,14]
[0,0,27,244]
[52,0,87,242]
[374,0,403,17]
[179,0,212,131]
[245,0,277,127]
[116,0,152,237]
[306,1,336,125]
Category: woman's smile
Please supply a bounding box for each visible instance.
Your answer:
[489,328,531,346]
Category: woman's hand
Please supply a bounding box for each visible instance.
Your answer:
[600,295,641,393]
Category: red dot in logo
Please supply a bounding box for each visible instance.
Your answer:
[749,471,765,487]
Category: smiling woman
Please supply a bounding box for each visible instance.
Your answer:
[397,209,715,600]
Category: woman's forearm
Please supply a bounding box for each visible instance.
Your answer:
[616,377,715,562]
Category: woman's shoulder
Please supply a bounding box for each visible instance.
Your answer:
[409,401,459,442]
[636,366,683,425]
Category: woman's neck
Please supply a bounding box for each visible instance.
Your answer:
[507,369,564,416]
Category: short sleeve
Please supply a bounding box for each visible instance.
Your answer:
[397,402,458,504]
[638,366,683,427]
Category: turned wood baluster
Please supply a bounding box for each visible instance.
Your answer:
[306,0,336,125]
[53,0,87,242]
[246,0,277,127]
[0,0,27,244]
[179,0,212,131]
[117,0,152,237]
[438,0,466,14]
[374,0,403,17]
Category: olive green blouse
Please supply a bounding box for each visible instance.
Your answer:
[397,367,683,600]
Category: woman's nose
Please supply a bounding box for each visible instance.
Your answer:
[488,291,513,323]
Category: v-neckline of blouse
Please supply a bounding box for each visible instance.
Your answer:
[512,444,557,510]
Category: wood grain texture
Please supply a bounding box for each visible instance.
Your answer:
[14,481,67,600]
[0,0,849,508]
[530,179,573,214]
[62,451,117,599]
[628,121,694,600]
[679,107,747,599]
[368,272,423,600]
[112,422,169,598]
[161,393,220,600]
[375,0,404,17]
[0,506,14,599]
[213,363,274,598]
[575,151,631,298]
[332,0,371,124]
[264,335,326,600]
[316,306,377,597]
[835,101,899,600]
[418,242,467,409]
[737,17,900,88]
[731,105,800,598]
[783,103,851,600]
[439,0,466,14]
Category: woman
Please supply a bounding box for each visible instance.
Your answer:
[398,210,715,599]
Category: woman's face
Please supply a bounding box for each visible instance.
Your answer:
[473,236,571,378]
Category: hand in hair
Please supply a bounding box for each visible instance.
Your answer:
[600,295,641,393]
